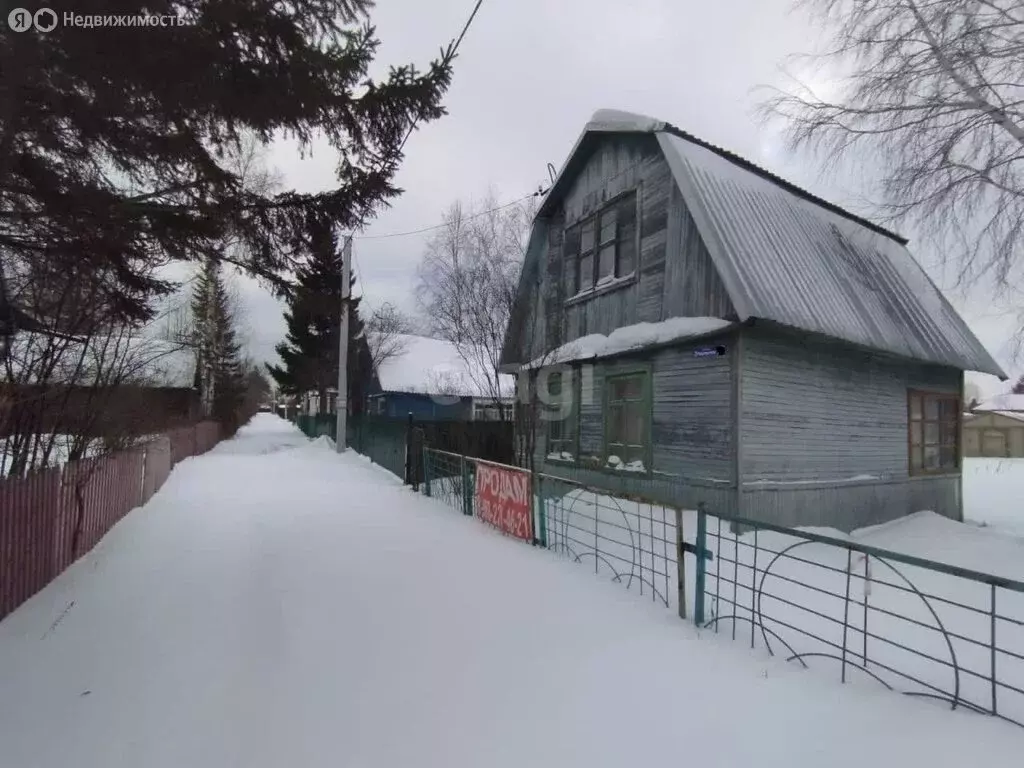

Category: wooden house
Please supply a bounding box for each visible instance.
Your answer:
[964,394,1024,458]
[369,335,513,421]
[499,110,1005,530]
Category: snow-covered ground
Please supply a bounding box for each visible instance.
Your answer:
[0,415,1021,767]
[964,457,1024,537]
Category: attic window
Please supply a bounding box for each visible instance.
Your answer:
[566,192,637,295]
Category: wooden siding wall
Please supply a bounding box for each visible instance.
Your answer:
[739,326,963,528]
[534,135,734,354]
[740,326,960,481]
[536,336,735,490]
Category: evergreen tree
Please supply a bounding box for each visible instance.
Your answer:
[267,223,375,415]
[191,257,246,428]
[0,1,454,326]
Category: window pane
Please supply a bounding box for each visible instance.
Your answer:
[622,402,645,444]
[548,372,562,398]
[598,244,616,281]
[578,254,593,290]
[618,232,636,275]
[599,213,616,245]
[924,422,939,444]
[615,194,637,230]
[923,444,940,470]
[910,446,922,470]
[610,375,643,401]
[580,219,595,253]
[910,422,922,446]
[909,394,922,419]
[939,398,958,420]
[939,445,957,469]
[924,397,939,420]
[608,405,625,443]
[940,422,957,446]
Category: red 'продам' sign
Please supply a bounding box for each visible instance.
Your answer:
[475,463,533,542]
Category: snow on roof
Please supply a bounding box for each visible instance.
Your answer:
[4,333,196,388]
[514,108,1005,378]
[375,334,513,398]
[526,317,734,368]
[585,109,667,134]
[977,393,1024,413]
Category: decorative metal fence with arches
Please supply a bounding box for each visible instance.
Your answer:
[420,446,1024,730]
[692,508,1024,728]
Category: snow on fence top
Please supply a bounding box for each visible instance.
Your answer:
[376,334,513,398]
[526,317,734,368]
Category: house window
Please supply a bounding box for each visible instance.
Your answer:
[545,371,576,459]
[568,192,637,295]
[605,371,649,468]
[908,390,959,474]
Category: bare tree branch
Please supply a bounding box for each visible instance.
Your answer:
[760,0,1024,295]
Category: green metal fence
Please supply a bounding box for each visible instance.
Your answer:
[690,506,1024,728]
[420,444,1024,729]
[346,416,407,480]
[294,414,337,440]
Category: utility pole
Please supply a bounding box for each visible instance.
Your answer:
[335,234,351,452]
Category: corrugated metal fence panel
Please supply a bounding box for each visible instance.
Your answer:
[142,437,172,503]
[0,467,60,621]
[0,419,233,624]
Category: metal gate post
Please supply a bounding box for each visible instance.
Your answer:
[694,504,708,626]
[423,448,432,497]
[461,455,472,516]
[533,468,546,547]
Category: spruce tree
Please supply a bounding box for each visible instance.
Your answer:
[191,257,246,428]
[0,1,454,326]
[267,222,375,416]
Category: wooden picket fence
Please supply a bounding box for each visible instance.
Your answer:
[0,420,222,622]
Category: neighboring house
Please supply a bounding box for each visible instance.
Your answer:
[498,109,1005,531]
[370,334,513,421]
[964,394,1024,458]
[1,334,200,437]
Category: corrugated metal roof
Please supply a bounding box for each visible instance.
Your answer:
[658,132,1005,377]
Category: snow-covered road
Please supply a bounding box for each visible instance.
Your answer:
[0,415,1020,767]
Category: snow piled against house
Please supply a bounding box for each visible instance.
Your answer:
[527,316,733,368]
[376,334,514,397]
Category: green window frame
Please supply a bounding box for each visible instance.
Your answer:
[908,389,960,474]
[545,370,577,460]
[604,369,650,470]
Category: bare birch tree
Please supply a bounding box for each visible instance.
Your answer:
[761,0,1024,291]
[366,302,413,370]
[415,192,537,418]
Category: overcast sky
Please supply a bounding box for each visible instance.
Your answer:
[230,0,1018,399]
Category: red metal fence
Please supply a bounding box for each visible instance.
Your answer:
[0,420,222,621]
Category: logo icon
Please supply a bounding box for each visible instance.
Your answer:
[33,8,57,32]
[7,8,31,31]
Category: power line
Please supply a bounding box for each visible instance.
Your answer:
[352,188,547,241]
[392,0,486,162]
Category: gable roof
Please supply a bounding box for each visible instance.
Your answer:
[376,334,513,398]
[515,109,1004,378]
